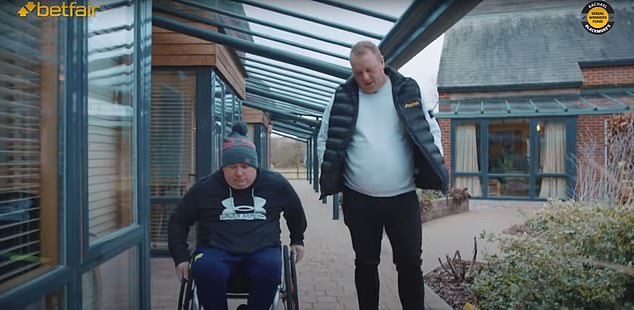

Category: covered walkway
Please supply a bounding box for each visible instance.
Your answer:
[151,179,537,309]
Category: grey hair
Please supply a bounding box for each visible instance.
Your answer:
[349,40,382,59]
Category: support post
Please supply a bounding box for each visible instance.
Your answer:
[313,133,320,193]
[332,193,340,220]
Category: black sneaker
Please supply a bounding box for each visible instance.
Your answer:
[236,305,248,310]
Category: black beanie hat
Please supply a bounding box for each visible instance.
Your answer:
[222,122,259,169]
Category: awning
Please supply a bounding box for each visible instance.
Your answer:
[436,89,634,119]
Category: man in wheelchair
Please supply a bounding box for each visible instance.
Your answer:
[168,122,307,310]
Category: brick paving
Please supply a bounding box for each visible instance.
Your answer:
[151,179,538,309]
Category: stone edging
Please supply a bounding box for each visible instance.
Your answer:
[422,198,469,223]
[423,274,454,309]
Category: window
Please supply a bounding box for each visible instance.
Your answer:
[488,119,530,197]
[150,71,196,198]
[488,119,530,174]
[234,98,242,122]
[224,90,235,133]
[23,289,64,310]
[87,1,136,242]
[536,120,567,199]
[82,247,139,309]
[149,70,196,251]
[454,124,482,196]
[452,118,572,199]
[213,75,225,170]
[0,2,61,286]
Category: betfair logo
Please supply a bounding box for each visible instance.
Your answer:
[17,2,100,17]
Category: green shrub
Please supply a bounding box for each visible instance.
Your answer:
[472,202,634,309]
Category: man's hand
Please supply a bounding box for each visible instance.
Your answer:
[175,261,190,282]
[290,244,304,263]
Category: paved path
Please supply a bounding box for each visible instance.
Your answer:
[151,180,540,309]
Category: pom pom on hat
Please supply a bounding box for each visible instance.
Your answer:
[222,122,258,168]
[230,122,248,137]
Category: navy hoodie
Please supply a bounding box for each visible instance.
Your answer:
[168,169,307,265]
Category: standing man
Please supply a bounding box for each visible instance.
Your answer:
[318,41,448,310]
[169,122,307,310]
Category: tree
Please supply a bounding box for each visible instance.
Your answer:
[270,136,306,168]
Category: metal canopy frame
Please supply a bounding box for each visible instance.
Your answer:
[243,101,319,127]
[153,0,483,150]
[153,5,350,61]
[273,121,316,136]
[311,0,398,22]
[174,0,353,48]
[232,0,384,40]
[247,71,334,97]
[245,65,338,91]
[247,83,328,107]
[273,125,314,138]
[246,94,322,117]
[247,81,330,104]
[272,129,310,141]
[241,56,344,85]
[437,90,634,119]
[380,0,483,68]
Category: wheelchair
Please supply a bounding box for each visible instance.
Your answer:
[177,245,300,310]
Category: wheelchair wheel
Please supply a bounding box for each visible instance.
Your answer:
[177,267,200,310]
[282,246,300,310]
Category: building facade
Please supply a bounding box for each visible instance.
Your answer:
[0,1,272,308]
[436,1,634,200]
[0,1,153,308]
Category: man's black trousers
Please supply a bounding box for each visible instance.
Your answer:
[342,187,424,310]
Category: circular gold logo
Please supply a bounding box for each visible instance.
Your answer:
[582,1,614,34]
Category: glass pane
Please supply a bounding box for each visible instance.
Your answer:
[87,1,136,242]
[454,123,481,173]
[260,126,269,167]
[558,97,592,111]
[459,99,482,113]
[532,98,563,112]
[82,247,139,309]
[483,98,507,114]
[536,176,567,199]
[224,91,234,133]
[508,98,535,113]
[150,203,196,252]
[489,176,530,197]
[22,289,64,310]
[150,70,196,198]
[537,120,566,174]
[0,2,61,286]
[438,100,457,114]
[213,76,224,171]
[246,124,256,142]
[234,98,242,122]
[584,95,622,110]
[613,93,634,108]
[488,119,530,173]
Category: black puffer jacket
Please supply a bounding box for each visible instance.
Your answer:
[319,67,448,198]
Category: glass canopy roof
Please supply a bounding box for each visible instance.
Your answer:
[153,0,484,140]
[436,90,634,119]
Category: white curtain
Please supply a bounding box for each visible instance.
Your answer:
[539,121,567,198]
[455,124,482,196]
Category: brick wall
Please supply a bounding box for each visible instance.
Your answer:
[581,65,634,88]
[575,114,611,196]
[437,118,452,178]
[576,114,609,164]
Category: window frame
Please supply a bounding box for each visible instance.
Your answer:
[451,116,576,200]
